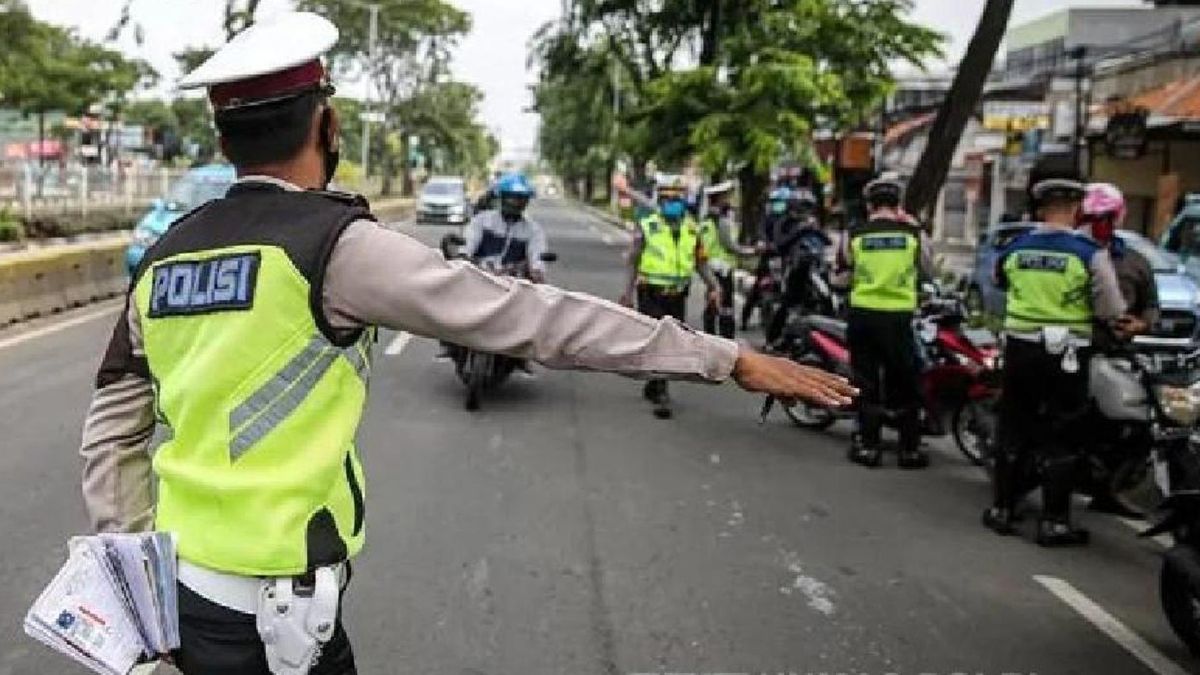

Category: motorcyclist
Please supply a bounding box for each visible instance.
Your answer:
[839,177,933,469]
[741,187,791,330]
[441,173,547,373]
[699,181,759,339]
[462,172,547,283]
[765,188,833,347]
[1080,182,1160,517]
[620,174,722,419]
[983,178,1126,546]
[1080,183,1158,344]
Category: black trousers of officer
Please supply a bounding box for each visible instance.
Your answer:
[174,584,356,675]
[995,337,1091,521]
[847,308,920,451]
[703,269,736,339]
[637,283,688,399]
[741,256,770,328]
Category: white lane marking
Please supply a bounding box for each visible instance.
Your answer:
[780,550,836,616]
[1034,575,1190,675]
[1118,517,1173,549]
[0,304,120,352]
[384,331,413,356]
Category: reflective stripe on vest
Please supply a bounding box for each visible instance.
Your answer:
[699,216,736,268]
[638,213,698,288]
[135,244,370,577]
[849,228,919,311]
[1003,246,1093,336]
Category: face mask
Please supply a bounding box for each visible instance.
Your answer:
[500,196,527,223]
[770,201,786,215]
[319,108,340,189]
[1082,215,1116,245]
[661,199,686,220]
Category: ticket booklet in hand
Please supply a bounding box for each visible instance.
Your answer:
[24,533,180,675]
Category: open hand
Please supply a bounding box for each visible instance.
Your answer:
[732,348,856,408]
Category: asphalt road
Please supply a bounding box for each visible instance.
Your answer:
[0,198,1196,675]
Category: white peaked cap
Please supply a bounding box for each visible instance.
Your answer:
[179,12,338,91]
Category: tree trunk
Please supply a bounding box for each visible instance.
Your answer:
[699,0,722,67]
[903,0,1014,220]
[584,171,595,203]
[380,142,395,197]
[738,165,769,243]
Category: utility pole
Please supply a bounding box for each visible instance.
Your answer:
[361,4,381,177]
[1068,45,1088,179]
[611,59,621,211]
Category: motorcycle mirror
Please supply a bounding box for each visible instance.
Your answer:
[539,251,559,263]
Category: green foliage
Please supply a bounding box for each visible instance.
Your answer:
[0,209,23,242]
[298,0,492,192]
[535,0,943,201]
[0,0,154,118]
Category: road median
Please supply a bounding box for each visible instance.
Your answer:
[0,233,130,327]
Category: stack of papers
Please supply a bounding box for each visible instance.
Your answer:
[24,533,179,675]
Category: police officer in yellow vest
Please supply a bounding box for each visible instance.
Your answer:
[838,177,934,469]
[699,181,759,339]
[620,175,722,419]
[77,14,854,675]
[982,179,1126,546]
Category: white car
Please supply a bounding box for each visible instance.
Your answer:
[417,176,470,225]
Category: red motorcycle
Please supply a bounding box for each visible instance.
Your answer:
[769,291,1001,462]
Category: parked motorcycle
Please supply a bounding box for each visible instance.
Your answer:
[1111,342,1200,655]
[440,233,557,411]
[768,287,1000,441]
[955,335,1195,511]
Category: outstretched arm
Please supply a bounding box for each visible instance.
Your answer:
[323,221,853,405]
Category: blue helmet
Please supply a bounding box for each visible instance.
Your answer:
[496,173,535,198]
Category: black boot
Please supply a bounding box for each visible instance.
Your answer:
[652,391,673,419]
[848,434,882,468]
[898,447,930,470]
[642,381,656,401]
[982,506,1017,535]
[1035,517,1090,547]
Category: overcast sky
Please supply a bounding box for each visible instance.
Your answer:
[27,0,1144,157]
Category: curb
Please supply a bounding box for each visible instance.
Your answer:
[0,236,130,327]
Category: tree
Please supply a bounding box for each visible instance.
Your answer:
[0,0,153,183]
[536,0,942,235]
[298,0,473,195]
[904,0,1014,221]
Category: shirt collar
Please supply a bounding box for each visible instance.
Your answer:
[236,175,304,192]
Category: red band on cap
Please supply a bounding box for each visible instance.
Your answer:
[209,60,325,109]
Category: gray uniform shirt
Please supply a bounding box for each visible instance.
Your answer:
[81,177,739,534]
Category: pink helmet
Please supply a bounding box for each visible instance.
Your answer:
[1082,183,1126,226]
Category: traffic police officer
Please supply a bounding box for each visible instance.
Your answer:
[620,175,723,419]
[838,177,934,469]
[983,179,1126,546]
[78,13,854,675]
[699,181,758,339]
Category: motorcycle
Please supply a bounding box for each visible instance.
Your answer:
[1109,342,1200,655]
[440,233,557,411]
[768,287,1001,441]
[955,334,1195,511]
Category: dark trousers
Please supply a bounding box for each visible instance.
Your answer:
[173,583,356,675]
[741,257,770,327]
[637,284,688,399]
[847,309,920,451]
[702,269,736,339]
[994,337,1091,520]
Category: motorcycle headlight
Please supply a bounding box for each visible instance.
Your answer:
[132,227,159,249]
[1157,383,1200,426]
